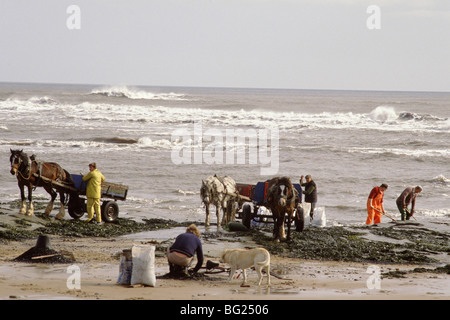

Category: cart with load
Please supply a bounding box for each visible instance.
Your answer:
[66,174,128,222]
[236,181,304,231]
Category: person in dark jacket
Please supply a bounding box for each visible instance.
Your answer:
[300,174,317,221]
[396,186,422,220]
[167,224,204,275]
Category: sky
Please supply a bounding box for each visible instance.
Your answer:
[0,0,449,92]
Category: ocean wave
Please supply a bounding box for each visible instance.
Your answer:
[176,189,199,196]
[398,112,447,122]
[347,147,450,159]
[2,96,59,113]
[28,96,59,105]
[432,175,450,186]
[137,137,177,149]
[368,105,448,126]
[419,208,450,218]
[2,96,449,134]
[90,86,190,101]
[369,106,397,122]
[93,137,138,144]
[4,96,58,105]
[2,135,181,152]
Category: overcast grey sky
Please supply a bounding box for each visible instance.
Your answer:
[1,0,449,92]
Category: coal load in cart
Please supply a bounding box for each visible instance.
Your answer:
[67,174,128,222]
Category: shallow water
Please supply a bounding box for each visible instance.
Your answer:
[1,83,449,228]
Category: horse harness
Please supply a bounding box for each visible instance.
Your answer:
[12,153,65,188]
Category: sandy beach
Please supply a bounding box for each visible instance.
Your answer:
[1,207,449,302]
[1,236,449,301]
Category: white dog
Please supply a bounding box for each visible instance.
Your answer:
[220,248,271,286]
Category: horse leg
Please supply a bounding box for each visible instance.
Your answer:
[205,203,210,227]
[26,184,34,216]
[44,185,57,216]
[221,202,228,227]
[225,200,235,225]
[225,203,231,226]
[216,204,222,231]
[44,198,55,215]
[18,182,27,215]
[55,191,66,220]
[279,215,286,240]
[286,212,292,241]
[272,217,279,241]
[230,200,237,223]
[273,215,286,242]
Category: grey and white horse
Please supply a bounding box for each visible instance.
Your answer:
[200,175,239,230]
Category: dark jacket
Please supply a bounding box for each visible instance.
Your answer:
[170,232,204,272]
[396,187,418,213]
[301,180,317,203]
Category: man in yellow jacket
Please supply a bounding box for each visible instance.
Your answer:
[82,162,105,223]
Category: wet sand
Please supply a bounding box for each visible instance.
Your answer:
[0,207,449,301]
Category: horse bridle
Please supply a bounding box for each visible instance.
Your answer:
[10,153,32,180]
[10,153,22,174]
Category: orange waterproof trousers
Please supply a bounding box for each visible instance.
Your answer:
[366,191,383,225]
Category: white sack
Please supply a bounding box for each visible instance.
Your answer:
[131,245,156,287]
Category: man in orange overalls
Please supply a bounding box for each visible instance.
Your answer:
[366,184,388,225]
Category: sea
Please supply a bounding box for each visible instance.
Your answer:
[1,82,449,229]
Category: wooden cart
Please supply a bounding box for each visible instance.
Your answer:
[236,182,304,231]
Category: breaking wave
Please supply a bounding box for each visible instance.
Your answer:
[347,147,450,159]
[3,96,449,134]
[90,86,190,101]
[369,106,397,122]
[432,174,450,185]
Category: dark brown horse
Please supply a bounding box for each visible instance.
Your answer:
[9,149,74,219]
[266,176,300,241]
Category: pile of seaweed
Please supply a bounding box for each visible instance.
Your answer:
[13,235,75,264]
[37,217,184,238]
[0,217,188,242]
[250,224,450,265]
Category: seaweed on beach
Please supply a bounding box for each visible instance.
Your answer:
[250,225,449,265]
[35,218,184,238]
[369,226,450,254]
[0,222,39,242]
[0,215,188,241]
[383,264,450,278]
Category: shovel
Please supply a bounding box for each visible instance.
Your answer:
[201,260,229,274]
[382,211,397,221]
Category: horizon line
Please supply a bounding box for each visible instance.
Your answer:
[1,80,449,95]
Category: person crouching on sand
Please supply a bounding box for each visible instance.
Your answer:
[167,224,204,276]
[366,183,388,225]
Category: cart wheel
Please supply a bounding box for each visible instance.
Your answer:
[101,201,119,222]
[242,204,252,229]
[295,205,304,232]
[68,194,86,219]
